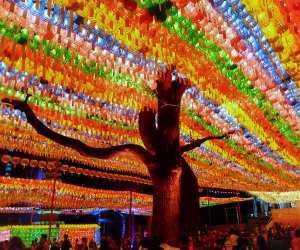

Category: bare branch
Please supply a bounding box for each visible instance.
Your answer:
[180,131,235,154]
[156,65,189,104]
[138,107,158,155]
[2,98,154,163]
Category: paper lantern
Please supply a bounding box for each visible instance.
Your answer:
[1,155,10,164]
[11,157,20,166]
[20,158,29,167]
[38,161,47,169]
[123,0,137,11]
[30,160,38,168]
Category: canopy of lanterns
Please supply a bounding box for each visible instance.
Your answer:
[0,176,153,215]
[250,191,300,204]
[0,176,252,214]
[0,0,299,193]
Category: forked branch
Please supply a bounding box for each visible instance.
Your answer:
[180,131,235,154]
[138,107,158,155]
[2,98,154,163]
[156,65,190,104]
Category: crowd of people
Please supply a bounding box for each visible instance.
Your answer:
[0,234,98,250]
[190,224,300,250]
[0,224,299,250]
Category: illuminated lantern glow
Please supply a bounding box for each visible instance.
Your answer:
[1,155,10,164]
[0,0,298,244]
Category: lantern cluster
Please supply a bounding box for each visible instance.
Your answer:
[0,0,298,192]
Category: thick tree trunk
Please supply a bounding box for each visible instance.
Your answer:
[180,158,200,238]
[150,158,199,246]
[147,68,199,245]
[152,166,182,246]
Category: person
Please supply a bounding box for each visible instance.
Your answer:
[80,237,88,250]
[270,232,289,250]
[178,235,189,250]
[139,238,151,250]
[0,240,9,250]
[291,229,300,250]
[61,234,72,250]
[228,229,239,250]
[31,239,38,250]
[100,234,109,250]
[134,234,142,250]
[8,237,25,250]
[88,239,97,250]
[236,236,248,250]
[106,236,118,250]
[74,239,80,250]
[36,234,49,250]
[188,236,194,250]
[224,235,233,250]
[257,230,268,250]
[50,239,60,250]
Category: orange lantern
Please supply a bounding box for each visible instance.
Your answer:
[30,159,38,168]
[11,157,20,166]
[38,161,47,169]
[69,166,76,174]
[61,164,69,173]
[47,161,55,170]
[20,158,30,167]
[1,155,11,164]
[76,168,84,175]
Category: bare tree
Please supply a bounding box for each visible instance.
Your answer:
[3,67,233,246]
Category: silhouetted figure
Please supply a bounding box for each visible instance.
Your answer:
[74,239,80,250]
[80,237,88,250]
[0,240,9,250]
[100,234,109,250]
[291,229,300,250]
[61,234,72,250]
[89,239,97,250]
[50,239,60,250]
[36,234,49,250]
[31,239,38,250]
[9,237,25,250]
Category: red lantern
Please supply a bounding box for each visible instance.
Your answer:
[44,29,55,41]
[69,166,76,174]
[176,0,190,8]
[1,155,10,164]
[20,158,30,167]
[3,39,14,58]
[139,10,153,24]
[13,44,23,60]
[12,157,20,166]
[192,10,204,22]
[47,161,55,170]
[230,36,241,47]
[30,160,38,168]
[61,164,68,173]
[38,161,47,169]
[67,1,84,11]
[76,168,84,175]
[123,0,137,11]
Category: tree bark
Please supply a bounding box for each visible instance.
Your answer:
[180,157,200,238]
[151,165,182,246]
[150,158,199,246]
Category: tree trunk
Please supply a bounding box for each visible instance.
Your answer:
[151,158,199,246]
[152,166,182,246]
[180,158,200,238]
